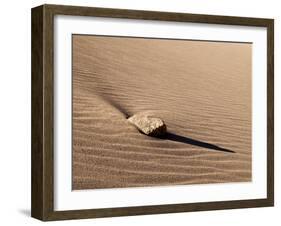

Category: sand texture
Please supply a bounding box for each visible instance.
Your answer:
[72,35,252,190]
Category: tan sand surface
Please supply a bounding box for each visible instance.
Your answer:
[72,35,252,190]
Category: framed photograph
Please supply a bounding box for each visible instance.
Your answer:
[31,4,274,221]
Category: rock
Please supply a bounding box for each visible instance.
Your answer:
[127,113,167,137]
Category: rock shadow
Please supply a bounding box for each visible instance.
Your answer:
[156,132,235,153]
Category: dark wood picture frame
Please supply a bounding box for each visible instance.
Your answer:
[31,4,274,221]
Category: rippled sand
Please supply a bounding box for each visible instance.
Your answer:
[72,35,252,190]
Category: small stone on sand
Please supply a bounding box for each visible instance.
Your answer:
[127,113,166,137]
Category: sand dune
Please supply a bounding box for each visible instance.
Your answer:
[72,35,252,190]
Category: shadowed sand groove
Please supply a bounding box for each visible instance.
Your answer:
[72,35,252,190]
